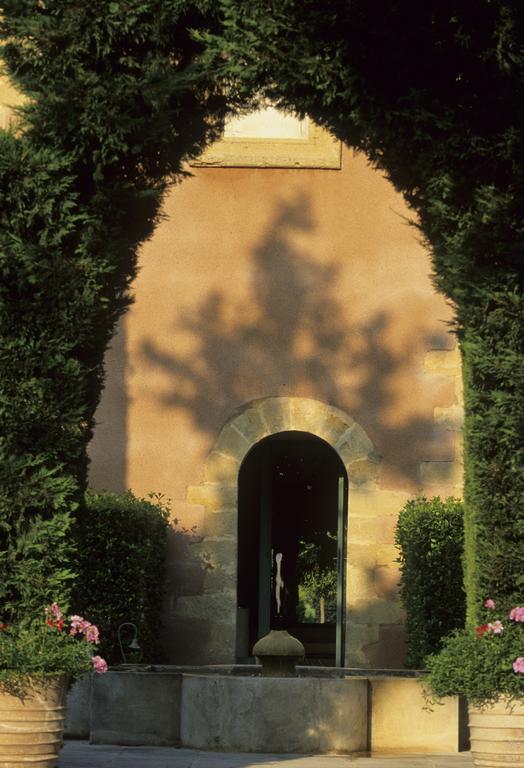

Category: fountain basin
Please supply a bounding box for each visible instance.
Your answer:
[181,674,368,753]
[65,666,468,754]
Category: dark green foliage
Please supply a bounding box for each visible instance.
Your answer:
[0,135,88,621]
[297,537,337,623]
[425,603,524,706]
[395,497,466,668]
[461,292,524,619]
[0,1,229,624]
[201,0,524,621]
[71,492,170,664]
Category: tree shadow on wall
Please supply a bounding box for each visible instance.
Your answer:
[141,191,455,489]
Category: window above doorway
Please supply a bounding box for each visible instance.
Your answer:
[190,105,341,169]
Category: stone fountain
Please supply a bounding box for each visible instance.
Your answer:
[252,629,305,676]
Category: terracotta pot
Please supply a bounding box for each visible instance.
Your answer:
[0,674,68,768]
[469,698,524,767]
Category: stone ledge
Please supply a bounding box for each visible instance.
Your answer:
[370,678,468,753]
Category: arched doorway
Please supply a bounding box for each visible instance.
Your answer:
[237,430,348,666]
[184,396,380,667]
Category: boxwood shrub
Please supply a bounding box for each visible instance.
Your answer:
[395,496,466,668]
[71,491,171,665]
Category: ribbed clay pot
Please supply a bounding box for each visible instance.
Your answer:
[0,674,68,768]
[469,699,524,767]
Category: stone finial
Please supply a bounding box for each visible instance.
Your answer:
[252,630,305,677]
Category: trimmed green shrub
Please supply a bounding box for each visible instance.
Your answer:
[71,491,170,665]
[395,497,466,668]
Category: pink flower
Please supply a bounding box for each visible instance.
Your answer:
[513,656,524,675]
[69,615,85,636]
[69,615,100,643]
[84,624,100,644]
[484,598,495,609]
[70,616,92,634]
[488,620,504,635]
[513,657,524,674]
[509,606,524,622]
[45,603,63,621]
[91,656,108,674]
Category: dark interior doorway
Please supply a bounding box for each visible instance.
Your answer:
[237,431,348,666]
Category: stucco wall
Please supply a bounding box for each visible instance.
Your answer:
[88,145,463,667]
[0,74,25,129]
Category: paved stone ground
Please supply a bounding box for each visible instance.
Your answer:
[58,742,474,768]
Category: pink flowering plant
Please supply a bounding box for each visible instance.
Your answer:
[425,599,524,707]
[0,602,107,696]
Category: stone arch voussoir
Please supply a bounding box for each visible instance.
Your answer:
[202,396,379,489]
